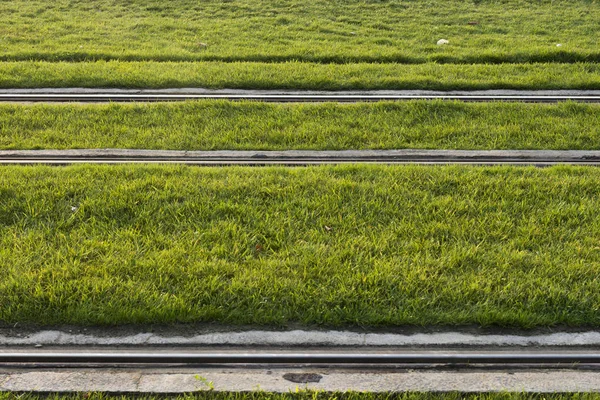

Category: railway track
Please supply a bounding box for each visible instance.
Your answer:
[2,149,600,166]
[4,351,600,392]
[1,89,600,103]
[3,347,600,391]
[2,90,600,392]
[2,349,600,368]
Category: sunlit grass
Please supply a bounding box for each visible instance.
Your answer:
[0,0,598,64]
[1,165,599,327]
[1,100,599,151]
[1,61,599,90]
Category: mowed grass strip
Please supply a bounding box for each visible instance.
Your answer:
[1,101,599,151]
[0,0,598,64]
[2,394,600,400]
[1,165,600,327]
[2,61,600,90]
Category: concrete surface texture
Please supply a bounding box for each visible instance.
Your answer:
[3,329,600,347]
[2,369,600,392]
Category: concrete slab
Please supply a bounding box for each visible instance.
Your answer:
[2,371,140,392]
[3,369,600,392]
[2,328,600,348]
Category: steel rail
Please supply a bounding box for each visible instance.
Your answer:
[1,93,600,103]
[3,158,600,166]
[2,352,600,365]
[1,150,600,166]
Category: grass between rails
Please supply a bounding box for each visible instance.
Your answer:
[1,61,600,90]
[1,0,599,64]
[2,394,600,400]
[1,101,599,151]
[1,165,600,327]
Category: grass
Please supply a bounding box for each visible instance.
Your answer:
[1,164,600,327]
[0,0,598,64]
[1,101,599,151]
[1,61,600,90]
[2,0,597,90]
[1,394,600,400]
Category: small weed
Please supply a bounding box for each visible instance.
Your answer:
[194,374,215,391]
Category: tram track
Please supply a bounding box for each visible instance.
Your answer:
[2,346,600,391]
[1,89,600,103]
[2,89,600,392]
[1,149,600,166]
[2,348,600,369]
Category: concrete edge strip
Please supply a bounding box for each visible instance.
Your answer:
[2,95,600,104]
[1,89,599,105]
[3,88,600,96]
[3,329,600,346]
[1,149,600,164]
[4,369,600,392]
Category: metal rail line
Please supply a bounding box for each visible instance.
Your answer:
[1,149,600,166]
[2,351,600,366]
[1,93,600,103]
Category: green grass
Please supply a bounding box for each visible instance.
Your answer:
[1,61,600,90]
[2,0,597,90]
[1,165,600,327]
[2,394,600,400]
[1,0,598,64]
[1,101,599,151]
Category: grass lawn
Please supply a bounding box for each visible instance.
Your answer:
[2,394,600,400]
[1,0,598,64]
[1,61,599,90]
[1,165,600,327]
[2,0,597,89]
[1,101,599,151]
